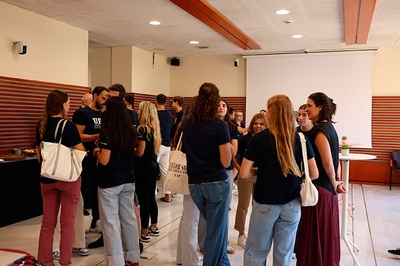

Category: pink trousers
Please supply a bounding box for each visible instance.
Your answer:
[38,177,81,266]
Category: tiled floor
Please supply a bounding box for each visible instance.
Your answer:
[1,184,400,265]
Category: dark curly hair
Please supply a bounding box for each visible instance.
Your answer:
[190,82,220,124]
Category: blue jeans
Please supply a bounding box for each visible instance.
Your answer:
[98,183,140,265]
[189,179,231,266]
[244,198,301,266]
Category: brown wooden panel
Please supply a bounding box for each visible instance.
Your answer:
[0,76,90,154]
[131,93,246,124]
[357,0,377,44]
[170,0,261,50]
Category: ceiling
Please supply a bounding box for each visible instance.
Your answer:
[3,0,400,58]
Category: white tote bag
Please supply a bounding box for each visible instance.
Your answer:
[298,132,319,206]
[164,133,190,195]
[40,119,87,182]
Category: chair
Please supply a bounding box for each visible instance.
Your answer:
[390,151,400,190]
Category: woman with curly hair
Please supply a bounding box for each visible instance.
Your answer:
[36,90,85,266]
[182,82,232,266]
[240,95,318,266]
[134,101,162,242]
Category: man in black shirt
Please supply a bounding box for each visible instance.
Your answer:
[156,94,173,203]
[72,86,108,238]
[170,96,184,139]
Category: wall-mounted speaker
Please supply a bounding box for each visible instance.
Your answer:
[171,57,180,66]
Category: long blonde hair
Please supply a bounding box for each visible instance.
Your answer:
[138,101,161,155]
[267,95,301,177]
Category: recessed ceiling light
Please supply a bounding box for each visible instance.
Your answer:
[275,10,289,15]
[149,21,161,25]
[292,34,303,39]
[189,41,199,44]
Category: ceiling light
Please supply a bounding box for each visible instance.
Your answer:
[149,21,161,25]
[189,41,199,44]
[292,34,303,39]
[275,10,289,15]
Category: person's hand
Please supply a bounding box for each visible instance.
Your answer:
[93,147,100,157]
[336,181,346,193]
[249,167,258,177]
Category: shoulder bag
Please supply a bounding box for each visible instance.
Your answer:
[298,132,319,206]
[164,132,190,195]
[40,119,87,182]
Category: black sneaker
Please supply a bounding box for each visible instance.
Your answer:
[148,226,159,236]
[139,240,144,254]
[88,235,104,249]
[141,233,150,242]
[388,247,400,258]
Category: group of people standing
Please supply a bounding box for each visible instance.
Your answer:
[35,84,186,266]
[175,84,345,266]
[34,81,345,266]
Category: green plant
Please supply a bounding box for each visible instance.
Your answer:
[342,144,349,149]
[342,136,347,140]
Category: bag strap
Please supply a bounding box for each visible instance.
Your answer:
[298,132,310,178]
[176,132,183,151]
[54,119,67,144]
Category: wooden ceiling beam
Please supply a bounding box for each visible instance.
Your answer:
[170,0,261,50]
[357,0,376,44]
[343,0,376,45]
[343,0,359,45]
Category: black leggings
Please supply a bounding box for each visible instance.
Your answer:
[135,161,159,230]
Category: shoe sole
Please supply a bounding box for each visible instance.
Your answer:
[141,235,150,242]
[73,250,89,256]
[388,253,400,259]
[148,227,159,236]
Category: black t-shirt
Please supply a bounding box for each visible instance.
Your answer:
[171,109,184,138]
[304,122,339,194]
[127,109,139,127]
[244,129,315,204]
[134,127,157,166]
[237,133,253,166]
[36,117,82,183]
[157,110,173,147]
[97,136,135,189]
[182,117,230,184]
[72,106,102,152]
[226,125,241,170]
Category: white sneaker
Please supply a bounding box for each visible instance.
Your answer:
[227,241,235,254]
[237,234,247,249]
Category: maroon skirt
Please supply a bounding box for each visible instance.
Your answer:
[295,185,340,266]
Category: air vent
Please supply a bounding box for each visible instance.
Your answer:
[196,46,209,49]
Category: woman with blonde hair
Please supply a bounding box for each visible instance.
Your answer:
[240,95,318,266]
[134,101,162,242]
[36,90,85,266]
[234,113,267,249]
